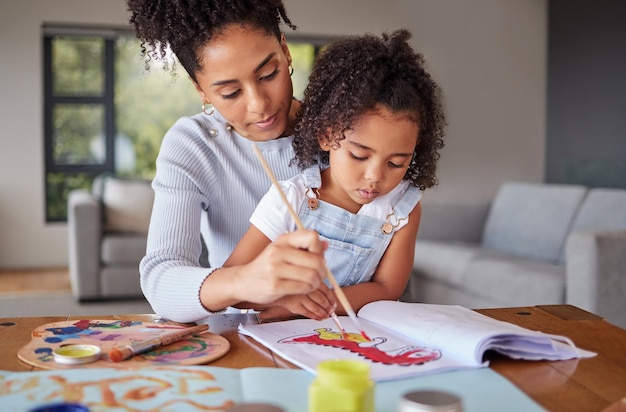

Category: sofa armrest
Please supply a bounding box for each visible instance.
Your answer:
[418,200,490,243]
[565,229,626,329]
[67,189,101,300]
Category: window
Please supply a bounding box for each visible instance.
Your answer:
[43,24,325,221]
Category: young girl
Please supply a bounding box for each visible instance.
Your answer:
[128,0,335,323]
[225,29,446,320]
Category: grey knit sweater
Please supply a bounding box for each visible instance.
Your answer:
[140,111,298,323]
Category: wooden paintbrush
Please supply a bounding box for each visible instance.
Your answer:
[108,324,209,362]
[252,144,370,341]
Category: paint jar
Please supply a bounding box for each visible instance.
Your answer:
[309,359,374,412]
[53,344,101,365]
[397,390,463,412]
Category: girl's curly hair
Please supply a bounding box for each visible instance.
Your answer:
[293,29,446,190]
[126,0,296,81]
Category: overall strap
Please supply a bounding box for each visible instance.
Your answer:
[394,185,422,219]
[379,184,422,234]
[302,165,322,188]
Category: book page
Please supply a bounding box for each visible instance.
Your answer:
[238,316,486,381]
[357,301,594,362]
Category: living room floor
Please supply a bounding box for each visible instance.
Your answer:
[0,268,153,317]
[0,269,70,295]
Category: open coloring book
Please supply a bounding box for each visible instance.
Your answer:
[238,301,596,381]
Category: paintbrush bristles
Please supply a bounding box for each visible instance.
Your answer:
[109,346,133,362]
[252,145,366,338]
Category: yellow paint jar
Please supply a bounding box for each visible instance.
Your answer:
[309,359,374,412]
[53,344,101,365]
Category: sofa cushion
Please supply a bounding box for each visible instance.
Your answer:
[570,188,626,232]
[96,176,154,234]
[101,234,147,266]
[413,240,486,286]
[561,188,626,263]
[413,239,565,306]
[481,182,587,263]
[461,253,565,306]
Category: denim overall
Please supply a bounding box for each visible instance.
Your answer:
[298,166,422,287]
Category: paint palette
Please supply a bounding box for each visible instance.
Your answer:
[18,319,230,370]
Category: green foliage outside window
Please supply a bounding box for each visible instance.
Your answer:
[44,29,320,221]
[52,104,104,165]
[288,42,315,100]
[52,37,104,96]
[114,36,200,178]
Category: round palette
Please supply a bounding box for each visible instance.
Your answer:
[18,319,230,370]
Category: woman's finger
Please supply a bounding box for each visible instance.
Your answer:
[273,229,325,254]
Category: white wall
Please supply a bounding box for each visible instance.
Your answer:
[0,0,547,269]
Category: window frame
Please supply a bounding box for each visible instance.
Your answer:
[43,25,128,222]
[42,24,328,222]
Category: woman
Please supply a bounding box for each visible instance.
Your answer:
[127,0,335,323]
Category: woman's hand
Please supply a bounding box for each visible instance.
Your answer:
[239,230,330,301]
[203,229,334,312]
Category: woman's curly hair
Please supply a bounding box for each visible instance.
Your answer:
[126,0,296,81]
[293,29,446,190]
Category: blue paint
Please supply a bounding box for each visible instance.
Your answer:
[34,347,53,355]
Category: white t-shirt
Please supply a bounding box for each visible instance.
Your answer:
[250,172,415,241]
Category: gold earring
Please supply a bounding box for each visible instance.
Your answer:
[289,64,294,76]
[202,102,215,116]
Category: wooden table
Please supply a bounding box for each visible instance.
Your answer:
[1,305,625,412]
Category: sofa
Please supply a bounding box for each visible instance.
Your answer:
[67,175,153,301]
[403,182,626,329]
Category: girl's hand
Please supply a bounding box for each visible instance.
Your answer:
[257,283,336,321]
